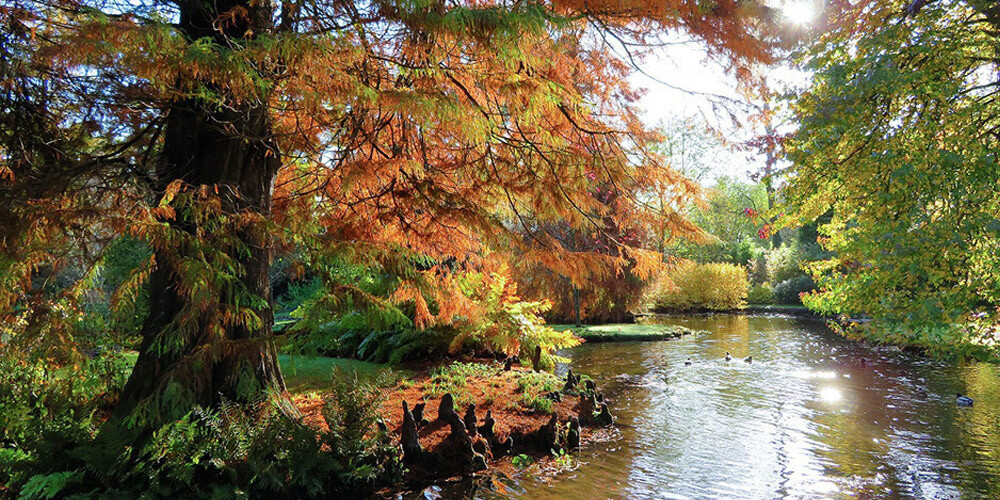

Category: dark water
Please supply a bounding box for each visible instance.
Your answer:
[499,315,1000,500]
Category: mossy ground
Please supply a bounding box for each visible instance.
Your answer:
[278,354,391,393]
[551,323,695,342]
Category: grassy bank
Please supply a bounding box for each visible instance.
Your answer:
[551,323,696,342]
[278,354,393,393]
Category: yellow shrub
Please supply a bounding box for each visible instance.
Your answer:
[651,261,748,311]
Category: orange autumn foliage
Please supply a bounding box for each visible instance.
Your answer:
[1,0,778,417]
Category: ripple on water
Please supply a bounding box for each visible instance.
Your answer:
[498,315,1000,500]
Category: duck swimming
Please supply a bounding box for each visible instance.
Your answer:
[724,352,732,362]
[684,357,693,366]
[744,355,753,363]
[957,394,974,407]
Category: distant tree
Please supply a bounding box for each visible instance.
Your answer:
[654,116,728,182]
[670,177,769,266]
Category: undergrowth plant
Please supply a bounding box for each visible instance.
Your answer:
[2,365,403,499]
[512,371,561,414]
[289,268,581,371]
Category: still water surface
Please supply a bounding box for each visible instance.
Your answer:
[503,315,1000,500]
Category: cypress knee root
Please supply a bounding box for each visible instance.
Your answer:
[412,402,426,425]
[597,402,614,426]
[446,411,468,439]
[438,393,455,421]
[479,408,495,440]
[503,355,520,371]
[562,369,578,393]
[493,436,513,457]
[578,392,597,424]
[567,416,581,449]
[538,413,563,452]
[445,412,487,471]
[401,401,423,462]
[464,403,478,437]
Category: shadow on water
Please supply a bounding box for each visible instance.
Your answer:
[481,315,1000,500]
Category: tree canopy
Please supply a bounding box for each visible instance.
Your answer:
[782,0,1000,350]
[1,0,777,429]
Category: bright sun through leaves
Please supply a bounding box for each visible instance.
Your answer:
[783,1,817,25]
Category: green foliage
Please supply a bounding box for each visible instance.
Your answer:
[310,316,456,365]
[4,370,402,499]
[765,244,806,284]
[447,271,581,370]
[782,0,1000,347]
[424,362,500,404]
[278,355,390,394]
[762,242,827,286]
[273,277,324,324]
[677,238,765,268]
[290,269,581,370]
[17,470,83,500]
[512,370,561,414]
[772,276,816,305]
[746,283,775,305]
[551,447,574,467]
[100,236,152,340]
[670,177,769,266]
[511,454,534,469]
[0,352,134,488]
[650,262,748,311]
[748,254,768,285]
[828,320,1000,362]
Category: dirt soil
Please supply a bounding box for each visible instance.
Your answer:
[292,362,601,476]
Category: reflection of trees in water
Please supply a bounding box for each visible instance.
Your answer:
[952,363,1000,497]
[528,317,1000,500]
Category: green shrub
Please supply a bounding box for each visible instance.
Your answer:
[746,283,774,305]
[517,394,554,414]
[0,352,134,485]
[773,276,816,305]
[4,369,402,499]
[446,271,581,370]
[512,454,534,469]
[672,238,766,267]
[748,254,768,285]
[764,242,829,287]
[291,270,581,371]
[274,276,324,322]
[101,236,152,339]
[766,244,806,284]
[650,262,748,311]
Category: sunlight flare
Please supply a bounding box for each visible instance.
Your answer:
[783,1,817,25]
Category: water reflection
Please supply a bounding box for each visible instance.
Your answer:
[497,315,1000,500]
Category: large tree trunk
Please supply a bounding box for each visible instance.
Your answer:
[111,0,285,429]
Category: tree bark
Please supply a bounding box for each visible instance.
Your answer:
[572,285,582,327]
[110,0,285,428]
[762,101,781,248]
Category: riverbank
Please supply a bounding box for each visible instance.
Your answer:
[285,356,617,495]
[639,304,827,319]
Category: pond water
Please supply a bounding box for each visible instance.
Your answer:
[499,315,1000,500]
